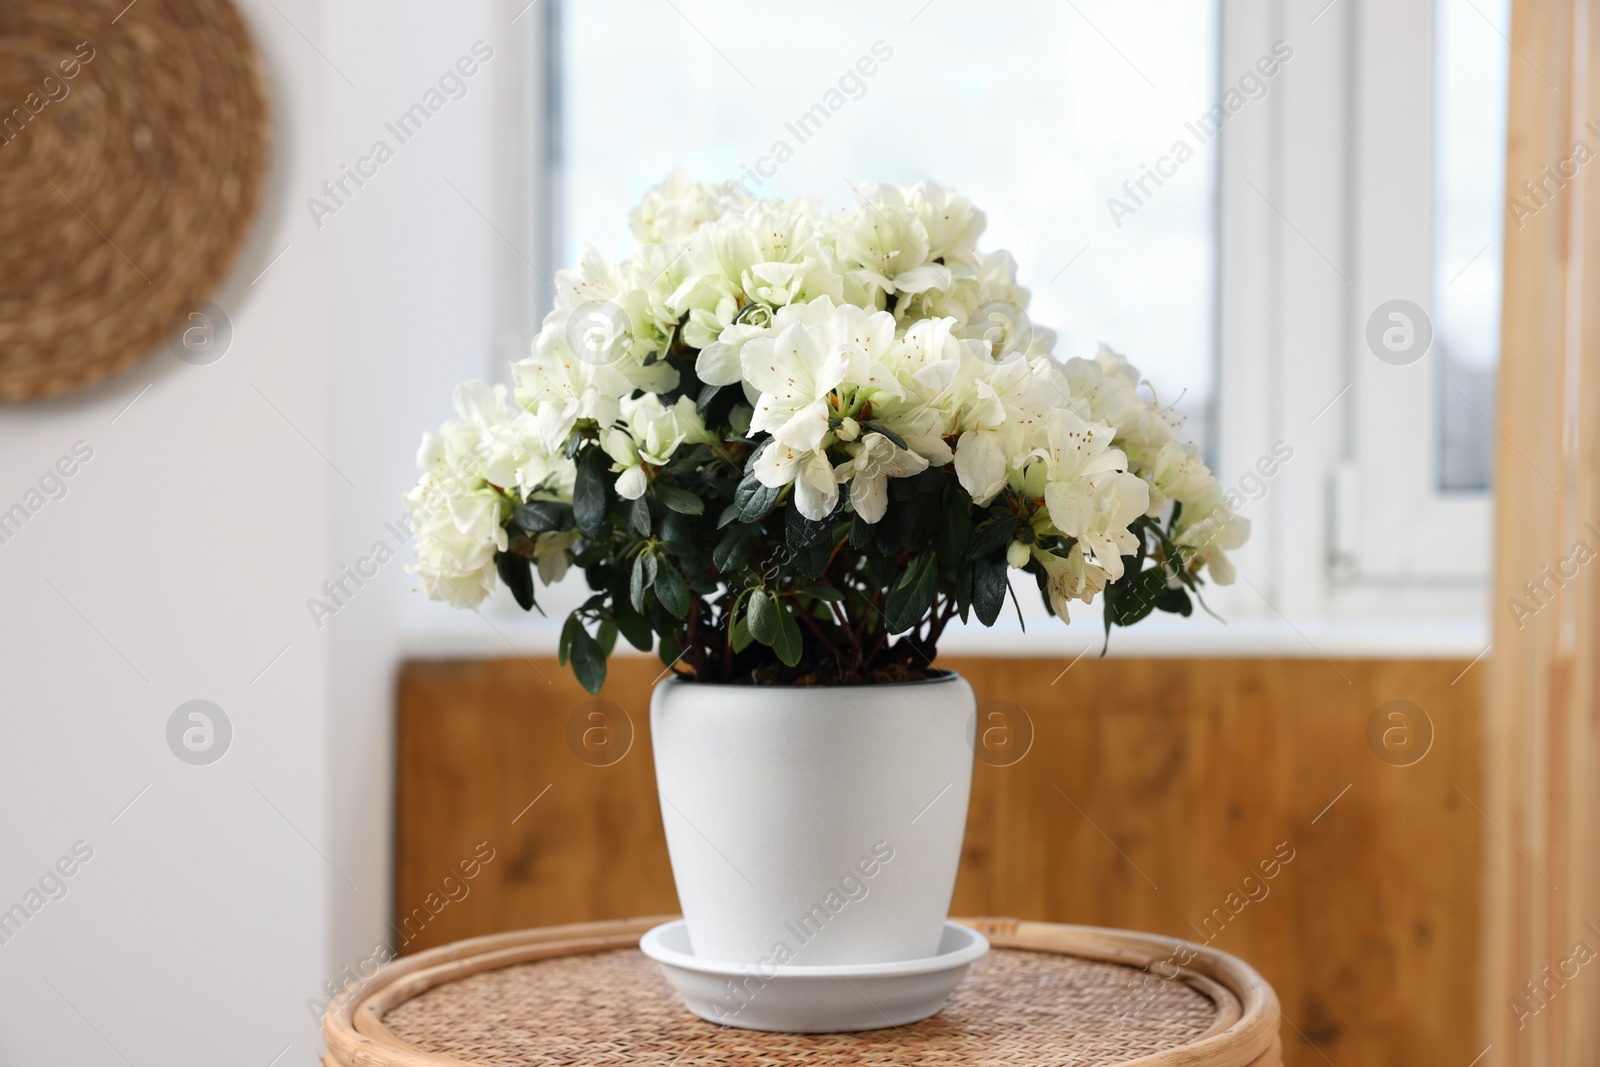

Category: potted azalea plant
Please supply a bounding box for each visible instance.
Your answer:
[405,172,1248,985]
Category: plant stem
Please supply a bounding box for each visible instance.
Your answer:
[795,603,845,664]
[922,595,959,655]
[683,599,703,676]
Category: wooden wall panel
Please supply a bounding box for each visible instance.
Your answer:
[1486,0,1600,1063]
[397,655,1481,1067]
[394,657,681,951]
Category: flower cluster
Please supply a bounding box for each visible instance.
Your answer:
[405,171,1249,689]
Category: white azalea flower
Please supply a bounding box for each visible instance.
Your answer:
[420,489,503,565]
[676,205,842,319]
[1073,471,1150,580]
[1174,484,1251,585]
[905,181,987,262]
[753,439,839,520]
[696,321,765,386]
[833,184,950,299]
[1065,343,1190,465]
[741,318,848,450]
[1026,409,1131,539]
[949,352,1062,502]
[413,559,498,610]
[976,249,1031,308]
[879,316,967,398]
[1038,543,1110,621]
[627,239,697,340]
[1144,439,1215,514]
[833,431,930,523]
[532,528,578,585]
[628,168,732,244]
[553,244,626,309]
[513,308,630,452]
[404,406,509,610]
[1062,349,1142,430]
[603,394,710,499]
[444,380,574,499]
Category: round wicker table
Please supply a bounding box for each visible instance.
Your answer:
[323,916,1282,1066]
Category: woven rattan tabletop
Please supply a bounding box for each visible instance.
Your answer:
[324,917,1282,1067]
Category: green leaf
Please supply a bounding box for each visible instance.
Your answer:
[655,557,690,617]
[596,620,619,656]
[716,504,742,529]
[936,490,974,567]
[848,514,874,549]
[629,495,652,536]
[891,471,925,502]
[956,555,975,622]
[513,499,574,534]
[1007,573,1027,631]
[747,589,780,646]
[892,486,942,551]
[791,538,833,579]
[612,603,654,652]
[733,473,781,522]
[495,550,536,612]
[657,630,683,669]
[1108,566,1164,627]
[773,605,803,666]
[568,623,607,694]
[1102,587,1116,653]
[885,552,938,633]
[786,499,837,549]
[630,550,658,613]
[558,613,581,666]
[967,513,1022,561]
[972,553,1009,626]
[731,612,755,653]
[799,586,845,602]
[734,441,780,521]
[658,509,697,553]
[656,484,705,515]
[572,449,611,539]
[1155,582,1193,617]
[713,522,761,573]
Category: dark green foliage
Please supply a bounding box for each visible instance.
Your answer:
[494,550,536,612]
[499,357,1211,693]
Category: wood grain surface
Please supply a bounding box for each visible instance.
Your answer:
[1483,1,1600,1063]
[396,654,1481,1067]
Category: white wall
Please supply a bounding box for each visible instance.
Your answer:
[323,0,509,1010]
[0,2,503,1063]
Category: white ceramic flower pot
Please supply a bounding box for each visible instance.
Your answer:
[650,673,976,967]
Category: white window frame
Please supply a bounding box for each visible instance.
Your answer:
[485,0,557,382]
[1344,0,1492,584]
[1215,0,1490,636]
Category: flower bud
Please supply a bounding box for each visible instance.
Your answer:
[837,417,861,442]
[1006,540,1031,569]
[1020,460,1049,498]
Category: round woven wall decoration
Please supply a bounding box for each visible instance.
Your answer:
[0,0,270,401]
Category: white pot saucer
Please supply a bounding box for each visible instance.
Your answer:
[639,919,989,1033]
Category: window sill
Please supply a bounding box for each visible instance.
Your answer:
[400,600,1490,663]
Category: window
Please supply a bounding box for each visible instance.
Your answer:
[1433,0,1509,492]
[556,0,1219,454]
[1332,0,1503,591]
